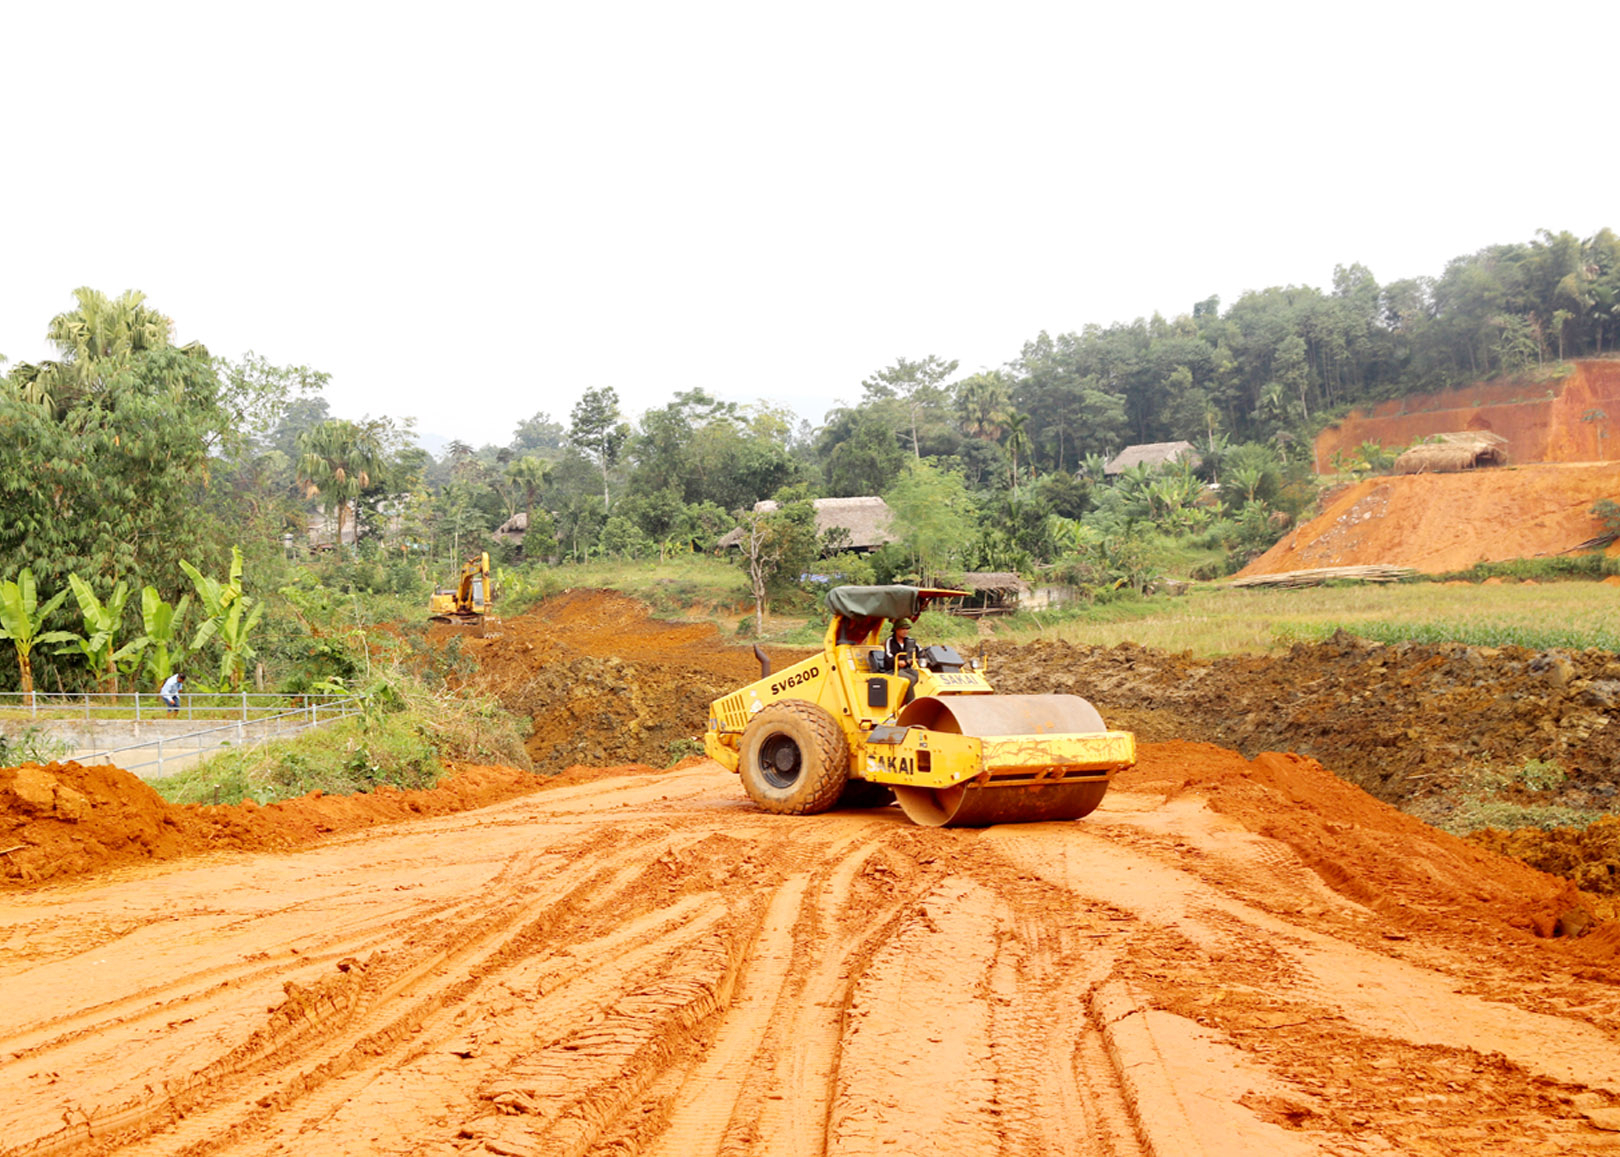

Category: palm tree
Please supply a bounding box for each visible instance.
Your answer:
[296,420,387,555]
[1200,431,1231,485]
[955,372,1011,440]
[506,456,552,551]
[1003,412,1032,497]
[10,288,175,415]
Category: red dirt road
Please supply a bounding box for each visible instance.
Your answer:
[5,747,1620,1156]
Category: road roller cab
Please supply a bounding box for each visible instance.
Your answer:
[704,584,1136,827]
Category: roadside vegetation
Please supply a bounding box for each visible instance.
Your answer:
[151,668,529,806]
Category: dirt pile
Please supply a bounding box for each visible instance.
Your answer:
[1314,359,1620,469]
[1124,741,1591,942]
[1238,462,1620,575]
[986,633,1620,809]
[1471,815,1620,898]
[443,588,810,768]
[0,759,541,888]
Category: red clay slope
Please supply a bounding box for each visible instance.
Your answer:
[1240,462,1620,575]
[1314,359,1620,468]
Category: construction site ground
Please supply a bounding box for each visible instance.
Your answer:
[1239,462,1620,576]
[5,590,1620,1156]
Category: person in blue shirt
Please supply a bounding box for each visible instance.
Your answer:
[159,671,185,717]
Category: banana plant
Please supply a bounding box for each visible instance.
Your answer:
[214,594,265,692]
[0,569,76,701]
[179,545,246,655]
[56,575,139,694]
[138,586,192,688]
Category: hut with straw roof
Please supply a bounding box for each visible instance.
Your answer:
[1393,432,1508,474]
[494,511,529,545]
[1104,440,1202,476]
[956,571,1031,613]
[717,496,896,554]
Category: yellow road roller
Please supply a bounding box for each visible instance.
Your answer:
[704,585,1135,826]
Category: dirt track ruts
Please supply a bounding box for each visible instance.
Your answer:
[5,747,1620,1157]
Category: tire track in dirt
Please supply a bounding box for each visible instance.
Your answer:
[132,833,758,1156]
[5,756,1620,1156]
[730,825,942,1157]
[827,874,1004,1155]
[7,840,615,1156]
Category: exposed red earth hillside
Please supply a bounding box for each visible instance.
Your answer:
[1314,359,1620,467]
[1237,462,1620,575]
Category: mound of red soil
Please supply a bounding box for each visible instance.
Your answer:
[1314,359,1620,468]
[1125,742,1590,944]
[443,589,812,769]
[1238,462,1620,575]
[1470,814,1620,898]
[985,633,1620,808]
[0,760,542,889]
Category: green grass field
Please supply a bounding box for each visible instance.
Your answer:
[516,554,1620,658]
[993,579,1620,656]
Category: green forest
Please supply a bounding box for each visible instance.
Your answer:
[1,226,1617,698]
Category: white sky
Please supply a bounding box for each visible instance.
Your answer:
[3,1,1615,449]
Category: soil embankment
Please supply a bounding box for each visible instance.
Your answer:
[1237,462,1620,575]
[440,588,805,768]
[984,634,1620,827]
[0,760,542,888]
[1314,359,1620,468]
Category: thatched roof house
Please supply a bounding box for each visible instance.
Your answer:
[494,511,529,543]
[959,571,1029,597]
[1394,432,1508,474]
[957,571,1031,612]
[718,496,896,553]
[1104,440,1202,475]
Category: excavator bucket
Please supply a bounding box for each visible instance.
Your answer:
[885,694,1132,827]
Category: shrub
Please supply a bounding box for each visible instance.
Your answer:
[150,665,531,806]
[0,726,70,766]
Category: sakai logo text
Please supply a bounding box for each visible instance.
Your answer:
[867,753,918,777]
[770,666,820,696]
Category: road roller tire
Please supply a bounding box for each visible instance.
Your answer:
[836,778,896,810]
[738,701,849,815]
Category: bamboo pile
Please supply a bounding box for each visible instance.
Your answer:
[1230,565,1417,589]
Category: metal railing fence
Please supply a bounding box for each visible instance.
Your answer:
[1,692,368,779]
[0,690,359,724]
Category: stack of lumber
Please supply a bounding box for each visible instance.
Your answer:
[1229,565,1417,589]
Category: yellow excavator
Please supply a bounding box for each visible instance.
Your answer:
[704,585,1135,827]
[429,552,493,633]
